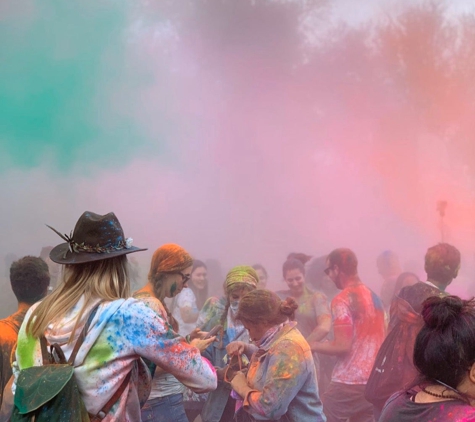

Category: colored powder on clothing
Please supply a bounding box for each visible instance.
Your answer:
[87,339,114,366]
[16,332,37,369]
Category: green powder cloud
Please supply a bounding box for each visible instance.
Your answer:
[0,0,164,173]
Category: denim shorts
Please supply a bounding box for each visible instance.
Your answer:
[141,393,189,422]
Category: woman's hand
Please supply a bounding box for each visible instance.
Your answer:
[227,340,246,357]
[188,327,206,341]
[215,366,226,381]
[230,371,252,398]
[190,336,216,352]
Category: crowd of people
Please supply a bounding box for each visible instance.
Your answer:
[0,210,473,421]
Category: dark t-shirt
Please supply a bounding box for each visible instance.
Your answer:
[397,282,443,313]
[380,390,475,421]
[0,309,26,407]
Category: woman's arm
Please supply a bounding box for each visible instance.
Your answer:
[127,302,217,393]
[307,291,331,345]
[177,289,200,324]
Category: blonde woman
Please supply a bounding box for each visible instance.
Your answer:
[13,211,217,421]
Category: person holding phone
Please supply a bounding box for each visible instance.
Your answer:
[134,244,216,422]
[196,266,259,422]
[226,289,326,422]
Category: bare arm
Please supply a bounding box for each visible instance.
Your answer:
[310,325,352,355]
[307,313,331,345]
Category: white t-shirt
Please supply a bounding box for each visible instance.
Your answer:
[172,288,199,337]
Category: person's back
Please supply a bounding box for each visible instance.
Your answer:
[314,248,385,422]
[16,296,216,420]
[0,256,49,409]
[379,295,475,422]
[366,243,461,418]
[13,211,217,421]
[380,389,475,421]
[331,282,385,384]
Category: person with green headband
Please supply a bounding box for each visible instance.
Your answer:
[189,266,259,422]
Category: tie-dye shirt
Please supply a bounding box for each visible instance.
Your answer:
[330,282,385,384]
[14,296,217,422]
[243,322,326,422]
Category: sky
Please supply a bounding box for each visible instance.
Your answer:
[1,0,475,317]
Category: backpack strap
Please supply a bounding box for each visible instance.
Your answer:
[38,301,132,421]
[89,371,132,421]
[39,301,102,365]
[67,302,102,365]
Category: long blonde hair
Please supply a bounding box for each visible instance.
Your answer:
[28,255,130,340]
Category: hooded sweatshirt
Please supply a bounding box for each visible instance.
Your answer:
[14,296,217,421]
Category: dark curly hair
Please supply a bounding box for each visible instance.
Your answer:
[10,256,50,304]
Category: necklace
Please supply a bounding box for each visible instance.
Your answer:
[422,386,462,402]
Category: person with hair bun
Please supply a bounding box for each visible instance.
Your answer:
[277,258,331,393]
[379,295,475,421]
[366,243,461,419]
[197,266,259,422]
[226,289,326,422]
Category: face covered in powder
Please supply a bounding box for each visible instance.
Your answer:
[163,265,193,298]
[228,286,253,316]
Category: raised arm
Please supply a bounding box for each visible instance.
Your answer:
[126,302,217,393]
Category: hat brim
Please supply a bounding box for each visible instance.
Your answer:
[50,243,147,265]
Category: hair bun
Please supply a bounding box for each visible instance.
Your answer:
[421,295,464,329]
[280,297,299,316]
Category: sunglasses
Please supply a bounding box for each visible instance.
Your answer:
[179,272,191,283]
[324,267,332,276]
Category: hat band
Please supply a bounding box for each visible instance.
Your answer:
[69,238,133,254]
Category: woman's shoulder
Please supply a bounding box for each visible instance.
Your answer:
[103,297,167,322]
[271,323,310,354]
[381,389,475,421]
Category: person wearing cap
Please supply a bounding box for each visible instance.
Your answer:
[196,266,259,422]
[12,211,217,421]
[133,245,215,422]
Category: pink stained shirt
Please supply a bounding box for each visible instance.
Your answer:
[331,282,386,384]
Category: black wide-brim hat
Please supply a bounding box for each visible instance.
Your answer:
[48,211,147,265]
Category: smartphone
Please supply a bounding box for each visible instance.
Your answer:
[204,324,222,340]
